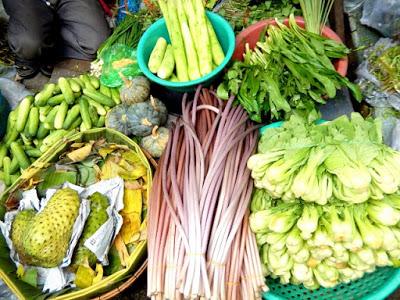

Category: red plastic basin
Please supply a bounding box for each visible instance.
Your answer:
[233,16,348,77]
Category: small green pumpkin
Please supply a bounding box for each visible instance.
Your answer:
[120,76,151,105]
[129,101,162,136]
[140,126,170,158]
[149,95,168,125]
[105,104,133,136]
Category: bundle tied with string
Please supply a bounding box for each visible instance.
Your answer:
[147,86,268,299]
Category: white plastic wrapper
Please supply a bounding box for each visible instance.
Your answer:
[0,177,125,293]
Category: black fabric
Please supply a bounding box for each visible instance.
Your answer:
[3,0,110,69]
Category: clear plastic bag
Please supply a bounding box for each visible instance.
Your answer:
[356,38,400,110]
[343,0,366,13]
[99,44,141,88]
[0,279,17,300]
[360,0,400,37]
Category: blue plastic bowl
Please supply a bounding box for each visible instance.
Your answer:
[137,11,235,92]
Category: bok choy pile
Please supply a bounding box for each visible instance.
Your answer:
[248,113,400,204]
[248,114,400,289]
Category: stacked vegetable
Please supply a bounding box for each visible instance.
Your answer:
[247,114,400,289]
[147,0,225,82]
[217,15,362,122]
[6,138,149,290]
[147,88,267,299]
[0,75,120,188]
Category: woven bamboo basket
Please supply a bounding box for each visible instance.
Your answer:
[0,128,152,300]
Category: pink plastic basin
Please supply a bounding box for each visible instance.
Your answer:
[233,16,348,76]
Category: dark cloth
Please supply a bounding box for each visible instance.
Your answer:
[3,0,110,70]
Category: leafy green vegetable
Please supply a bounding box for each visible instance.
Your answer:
[218,15,361,122]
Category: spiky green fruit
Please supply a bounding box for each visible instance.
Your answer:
[22,188,80,267]
[11,210,36,263]
[71,192,108,270]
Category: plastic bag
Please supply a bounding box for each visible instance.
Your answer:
[99,44,141,88]
[360,0,400,38]
[0,279,16,300]
[343,0,366,13]
[0,78,33,110]
[356,38,400,110]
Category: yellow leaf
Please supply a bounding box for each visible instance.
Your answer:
[92,264,104,285]
[98,147,117,159]
[67,142,93,162]
[16,265,25,278]
[75,265,95,289]
[100,160,121,180]
[114,235,130,267]
[123,188,142,214]
[120,212,141,244]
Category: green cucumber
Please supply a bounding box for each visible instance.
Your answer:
[58,77,75,104]
[79,97,92,130]
[63,104,80,130]
[88,105,99,125]
[16,96,33,132]
[10,142,30,170]
[99,84,112,98]
[25,148,42,158]
[28,107,40,137]
[44,105,59,124]
[96,115,105,127]
[42,129,68,148]
[110,88,121,105]
[54,101,69,129]
[37,123,50,140]
[89,76,100,89]
[10,156,19,174]
[82,89,115,107]
[34,83,56,106]
[39,106,52,122]
[68,78,81,93]
[53,84,61,94]
[10,173,20,183]
[3,157,11,185]
[80,75,96,91]
[72,77,85,88]
[69,116,82,130]
[85,97,107,116]
[157,44,175,79]
[0,143,7,168]
[47,94,65,106]
[20,134,32,147]
[148,37,168,73]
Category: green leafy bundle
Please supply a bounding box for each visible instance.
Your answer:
[218,15,362,122]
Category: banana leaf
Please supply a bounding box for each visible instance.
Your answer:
[0,128,152,300]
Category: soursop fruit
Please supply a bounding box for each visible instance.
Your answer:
[11,210,36,262]
[22,188,80,268]
[71,192,108,270]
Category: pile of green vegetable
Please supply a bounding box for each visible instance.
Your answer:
[0,75,120,188]
[217,0,300,33]
[217,15,362,122]
[247,114,400,289]
[153,0,225,82]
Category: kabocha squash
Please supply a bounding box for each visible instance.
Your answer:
[120,76,151,105]
[140,126,170,158]
[129,102,162,136]
[105,104,133,136]
[149,96,168,125]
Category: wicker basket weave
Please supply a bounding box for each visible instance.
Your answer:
[0,128,152,300]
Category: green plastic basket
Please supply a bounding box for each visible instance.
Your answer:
[263,267,400,300]
[260,121,400,300]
